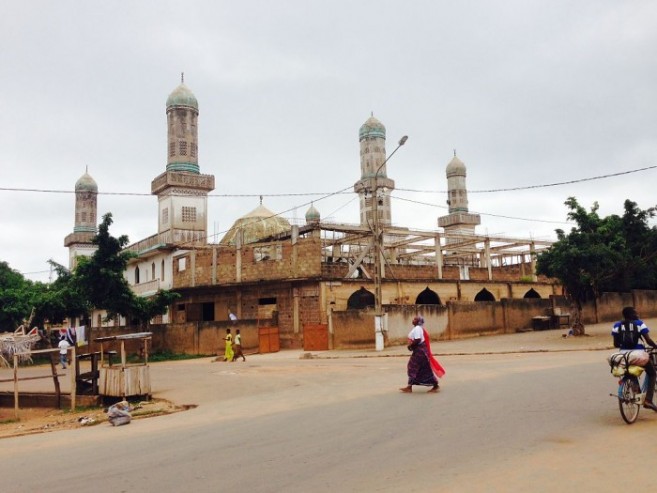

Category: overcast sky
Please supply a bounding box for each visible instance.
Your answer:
[2,0,656,283]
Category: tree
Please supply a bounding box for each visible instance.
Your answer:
[75,213,135,319]
[74,212,178,325]
[0,261,34,331]
[33,261,90,327]
[130,290,181,328]
[536,197,657,335]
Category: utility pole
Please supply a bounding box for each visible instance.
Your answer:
[371,135,407,351]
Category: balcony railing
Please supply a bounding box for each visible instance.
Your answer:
[131,279,160,296]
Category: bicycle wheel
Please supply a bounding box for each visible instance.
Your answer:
[619,377,641,424]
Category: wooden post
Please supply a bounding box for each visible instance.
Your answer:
[121,340,127,399]
[50,352,61,409]
[70,345,76,411]
[13,354,19,420]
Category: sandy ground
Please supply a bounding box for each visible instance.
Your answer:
[0,397,184,439]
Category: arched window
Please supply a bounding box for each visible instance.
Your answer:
[474,288,495,302]
[523,288,541,299]
[161,260,165,281]
[135,266,140,285]
[347,287,375,310]
[416,287,441,305]
[152,262,156,280]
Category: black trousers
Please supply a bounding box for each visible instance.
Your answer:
[645,362,656,403]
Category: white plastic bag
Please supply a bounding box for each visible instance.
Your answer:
[107,401,133,426]
[608,350,650,368]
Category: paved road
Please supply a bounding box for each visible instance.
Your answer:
[1,346,653,492]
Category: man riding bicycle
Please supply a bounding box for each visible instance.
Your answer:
[612,307,657,412]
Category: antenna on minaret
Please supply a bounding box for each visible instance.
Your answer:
[371,111,374,117]
[181,72,184,83]
[453,149,457,157]
[259,195,263,205]
[85,165,88,173]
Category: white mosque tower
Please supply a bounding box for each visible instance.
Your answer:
[64,168,99,269]
[437,152,481,243]
[151,74,215,244]
[353,114,395,228]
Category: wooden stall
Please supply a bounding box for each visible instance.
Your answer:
[94,332,152,399]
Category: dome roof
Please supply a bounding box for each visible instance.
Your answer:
[75,171,98,192]
[220,204,292,246]
[359,115,386,140]
[446,155,466,178]
[166,83,198,110]
[305,203,320,223]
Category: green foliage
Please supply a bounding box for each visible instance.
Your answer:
[73,212,177,325]
[129,290,180,328]
[75,213,136,318]
[1,212,178,331]
[33,261,90,326]
[537,197,657,309]
[127,350,207,363]
[0,261,34,330]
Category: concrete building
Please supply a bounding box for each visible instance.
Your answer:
[74,82,557,350]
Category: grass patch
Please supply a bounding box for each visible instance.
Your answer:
[126,351,209,363]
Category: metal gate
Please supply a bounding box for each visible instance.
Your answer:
[303,324,329,351]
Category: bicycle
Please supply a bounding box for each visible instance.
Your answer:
[609,348,657,424]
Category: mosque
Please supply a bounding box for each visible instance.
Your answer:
[64,78,557,348]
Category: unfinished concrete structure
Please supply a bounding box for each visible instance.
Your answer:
[78,84,555,350]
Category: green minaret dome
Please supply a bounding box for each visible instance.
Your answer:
[359,115,386,140]
[166,83,198,110]
[305,203,320,223]
[75,171,98,192]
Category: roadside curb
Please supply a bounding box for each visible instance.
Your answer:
[306,345,617,359]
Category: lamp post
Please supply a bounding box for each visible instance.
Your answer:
[371,135,408,351]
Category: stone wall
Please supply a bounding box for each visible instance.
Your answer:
[173,238,323,288]
[321,262,549,283]
[84,321,261,357]
[83,289,657,354]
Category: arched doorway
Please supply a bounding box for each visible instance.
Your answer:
[416,287,441,305]
[347,287,375,309]
[474,288,495,302]
[523,288,541,299]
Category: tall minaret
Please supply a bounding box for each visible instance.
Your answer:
[151,75,215,244]
[64,168,99,269]
[353,115,395,228]
[437,153,481,242]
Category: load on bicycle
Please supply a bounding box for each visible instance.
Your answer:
[608,307,657,424]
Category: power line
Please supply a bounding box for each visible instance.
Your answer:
[0,187,342,198]
[393,196,571,225]
[397,165,657,194]
[2,165,654,197]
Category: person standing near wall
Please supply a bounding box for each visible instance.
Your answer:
[58,336,70,369]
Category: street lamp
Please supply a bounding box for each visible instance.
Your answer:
[371,135,408,351]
